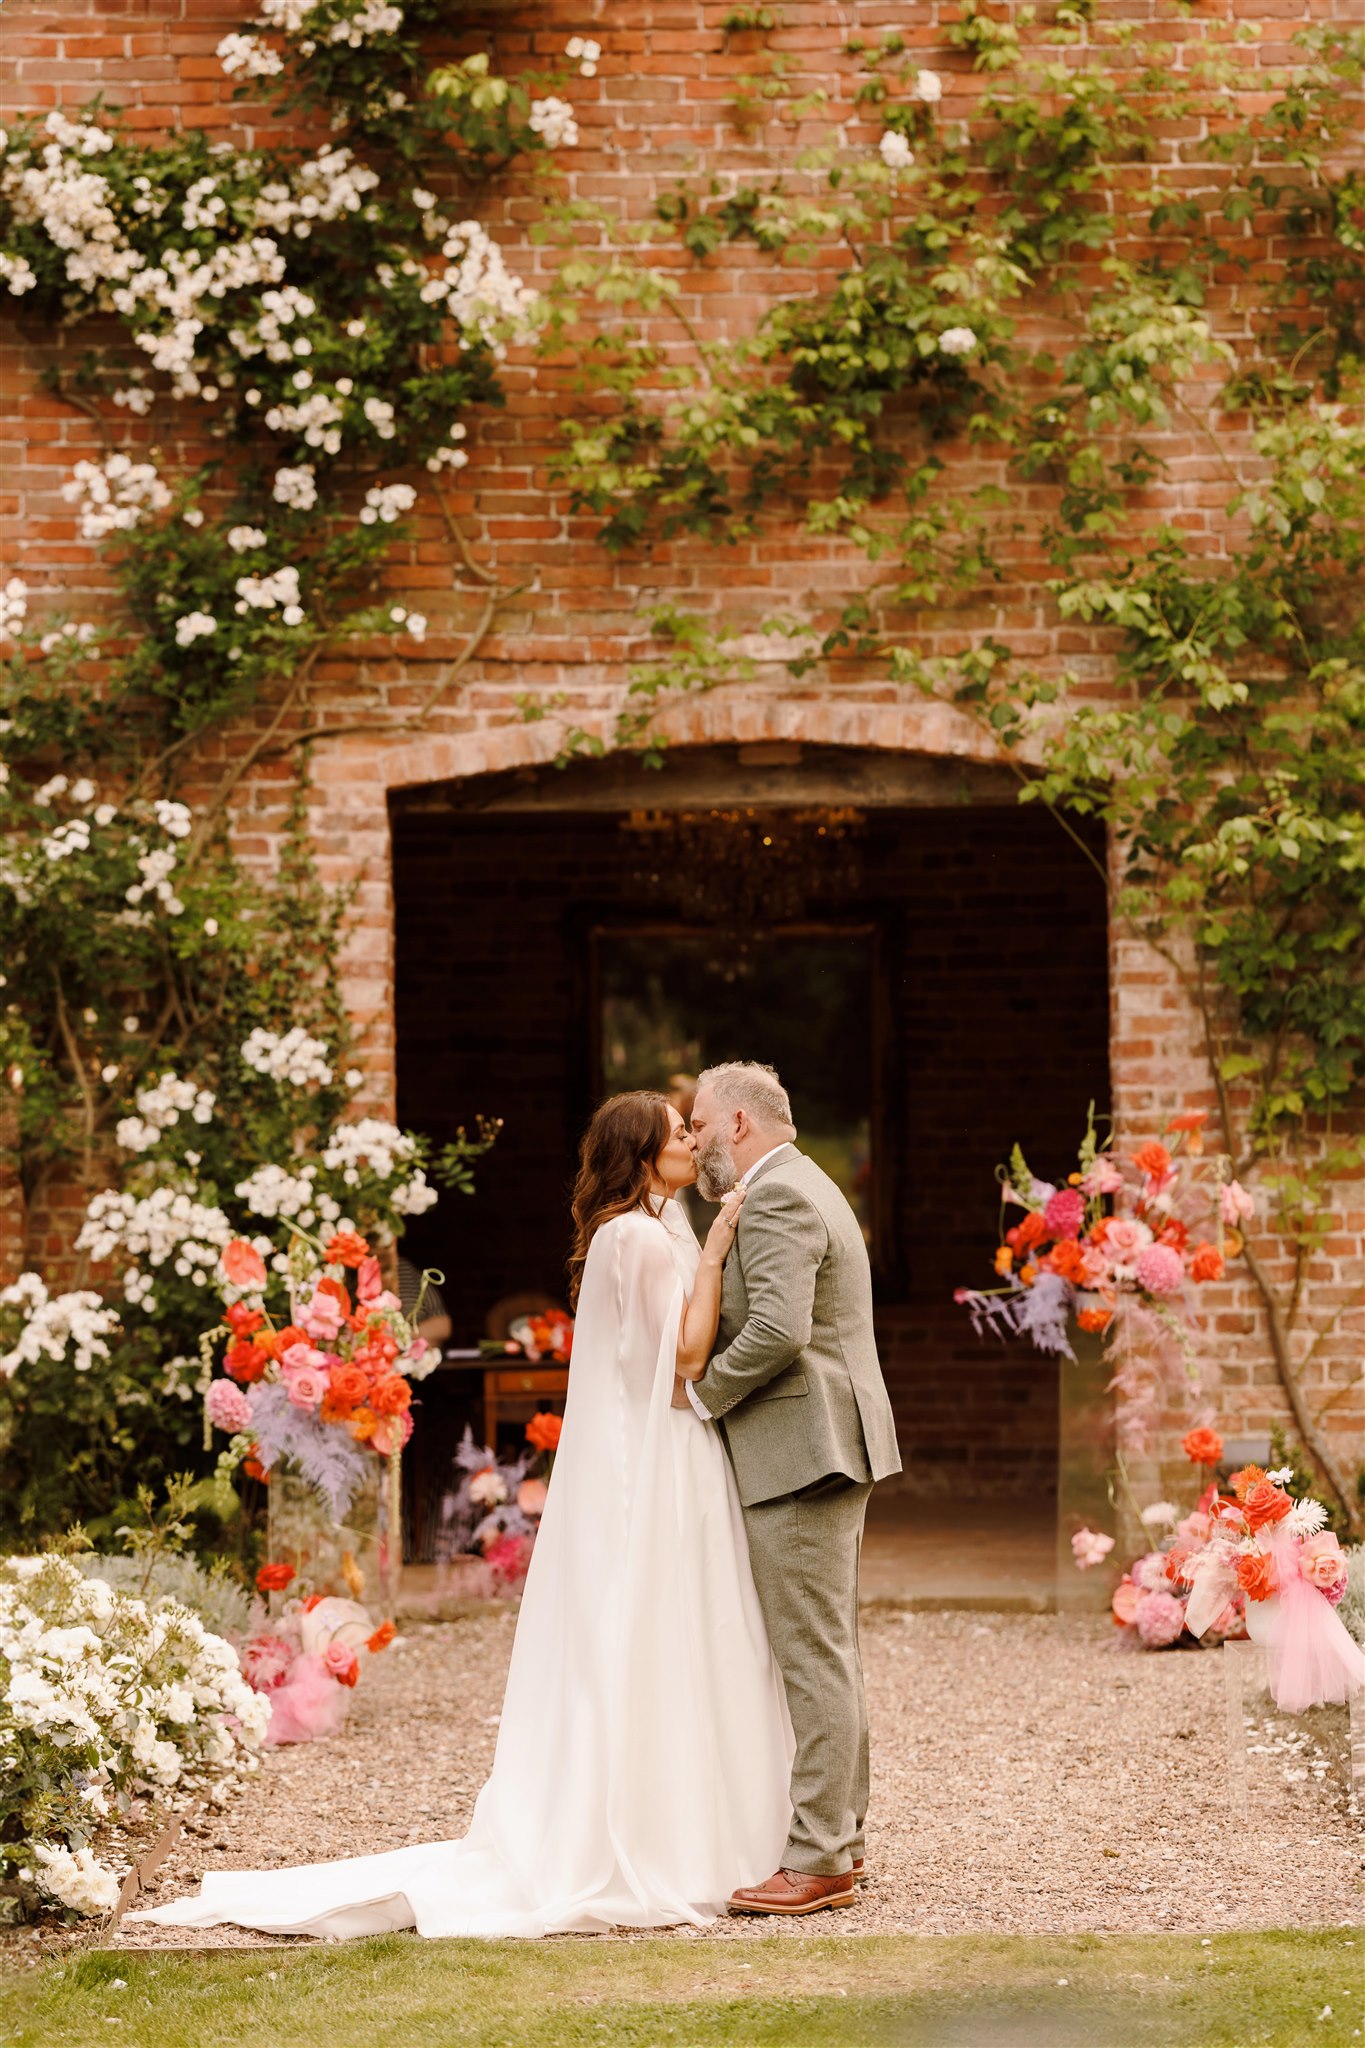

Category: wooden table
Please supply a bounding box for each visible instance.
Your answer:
[434,1348,569,1450]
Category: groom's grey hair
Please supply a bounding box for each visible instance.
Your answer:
[697,1061,796,1139]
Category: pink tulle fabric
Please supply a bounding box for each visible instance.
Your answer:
[1244,1529,1365,1714]
[260,1652,353,1745]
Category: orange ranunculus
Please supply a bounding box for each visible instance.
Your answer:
[316,1275,352,1313]
[1111,1578,1140,1626]
[1018,1263,1037,1288]
[994,1245,1014,1276]
[1182,1426,1224,1468]
[525,1411,563,1454]
[324,1230,371,1269]
[225,1302,265,1336]
[319,1392,355,1425]
[222,1239,268,1290]
[370,1373,412,1416]
[1042,1239,1086,1282]
[1132,1141,1173,1183]
[349,1407,377,1443]
[1007,1211,1048,1253]
[1157,1218,1190,1252]
[330,1364,370,1409]
[267,1323,308,1361]
[1189,1242,1224,1283]
[225,1338,269,1385]
[1240,1478,1294,1532]
[1234,1550,1278,1602]
[255,1562,295,1593]
[1076,1306,1113,1334]
[366,1620,396,1654]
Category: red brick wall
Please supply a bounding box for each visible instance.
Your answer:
[2,2,1361,1490]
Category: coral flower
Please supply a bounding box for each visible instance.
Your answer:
[370,1373,413,1416]
[225,1302,265,1337]
[323,1641,360,1687]
[1131,1141,1173,1185]
[1165,1110,1209,1134]
[243,1454,270,1482]
[1111,1577,1140,1626]
[1007,1211,1048,1253]
[1042,1239,1086,1282]
[349,1408,377,1443]
[325,1230,371,1269]
[518,1477,549,1516]
[225,1338,268,1385]
[370,1410,413,1457]
[1182,1426,1224,1467]
[356,1255,384,1303]
[366,1620,396,1654]
[317,1275,351,1311]
[1076,1306,1113,1334]
[525,1411,563,1453]
[256,1562,296,1593]
[1235,1550,1278,1602]
[222,1238,268,1290]
[1240,1479,1294,1532]
[330,1364,370,1409]
[1189,1242,1224,1283]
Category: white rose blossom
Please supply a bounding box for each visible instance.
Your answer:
[938,326,978,356]
[879,131,914,169]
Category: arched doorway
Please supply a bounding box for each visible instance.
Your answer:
[389,742,1111,1595]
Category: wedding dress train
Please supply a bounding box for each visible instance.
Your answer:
[129,1197,794,1939]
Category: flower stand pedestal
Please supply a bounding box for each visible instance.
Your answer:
[267,1453,402,1615]
[1055,1317,1117,1613]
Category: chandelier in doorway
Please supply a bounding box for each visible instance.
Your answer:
[620,807,867,930]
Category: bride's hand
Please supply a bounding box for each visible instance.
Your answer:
[703,1182,747,1261]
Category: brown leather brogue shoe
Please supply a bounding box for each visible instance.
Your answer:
[851,1857,865,1885]
[727,1868,857,1916]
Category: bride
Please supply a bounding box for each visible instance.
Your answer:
[130,1091,794,1939]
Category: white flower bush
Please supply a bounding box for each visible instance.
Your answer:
[0,1553,270,1917]
[241,1024,333,1086]
[60,452,172,540]
[0,1276,120,1381]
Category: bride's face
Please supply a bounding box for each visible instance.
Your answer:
[653,1105,698,1194]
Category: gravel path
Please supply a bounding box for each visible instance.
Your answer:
[114,1609,1363,1948]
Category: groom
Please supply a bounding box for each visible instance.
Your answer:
[682,1061,901,1915]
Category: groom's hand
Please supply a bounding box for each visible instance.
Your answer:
[671,1375,694,1410]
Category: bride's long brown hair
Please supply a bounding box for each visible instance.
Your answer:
[567,1091,672,1307]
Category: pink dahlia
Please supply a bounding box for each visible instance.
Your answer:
[1134,1589,1187,1648]
[1043,1187,1086,1240]
[205,1378,253,1434]
[1135,1242,1185,1296]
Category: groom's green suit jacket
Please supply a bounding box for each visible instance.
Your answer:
[690,1146,902,1507]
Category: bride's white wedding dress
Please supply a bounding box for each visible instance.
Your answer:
[129,1196,794,1939]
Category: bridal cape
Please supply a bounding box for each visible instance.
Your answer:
[130,1198,794,1939]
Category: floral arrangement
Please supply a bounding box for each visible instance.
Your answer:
[1072,1427,1365,1712]
[203,1227,433,1518]
[436,1413,562,1592]
[238,1562,396,1745]
[0,1552,270,1919]
[956,1105,1254,1450]
[481,1308,574,1366]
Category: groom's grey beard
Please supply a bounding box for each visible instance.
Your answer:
[694,1135,739,1204]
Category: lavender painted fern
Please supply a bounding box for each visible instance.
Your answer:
[247,1380,372,1519]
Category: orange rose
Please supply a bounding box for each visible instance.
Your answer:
[366,1620,396,1654]
[221,1239,267,1290]
[267,1323,308,1361]
[525,1411,563,1453]
[1182,1426,1224,1468]
[1132,1141,1172,1182]
[255,1562,295,1593]
[225,1338,269,1385]
[1240,1479,1293,1532]
[330,1364,370,1409]
[1042,1239,1086,1282]
[1076,1306,1113,1334]
[319,1392,355,1425]
[1189,1243,1223,1283]
[225,1302,264,1336]
[1234,1550,1278,1602]
[370,1373,412,1416]
[1007,1211,1048,1253]
[1157,1219,1189,1252]
[324,1230,371,1269]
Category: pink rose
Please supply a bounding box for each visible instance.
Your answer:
[1299,1532,1348,1597]
[280,1341,328,1376]
[1071,1527,1115,1570]
[205,1379,253,1434]
[1080,1158,1125,1197]
[286,1366,328,1409]
[297,1290,345,1342]
[322,1641,359,1686]
[1220,1179,1255,1225]
[1103,1217,1152,1266]
[1134,1590,1187,1648]
[1135,1242,1185,1296]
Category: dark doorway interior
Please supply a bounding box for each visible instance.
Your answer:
[391,751,1111,1524]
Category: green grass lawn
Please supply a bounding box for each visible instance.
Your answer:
[3,1931,1359,2048]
